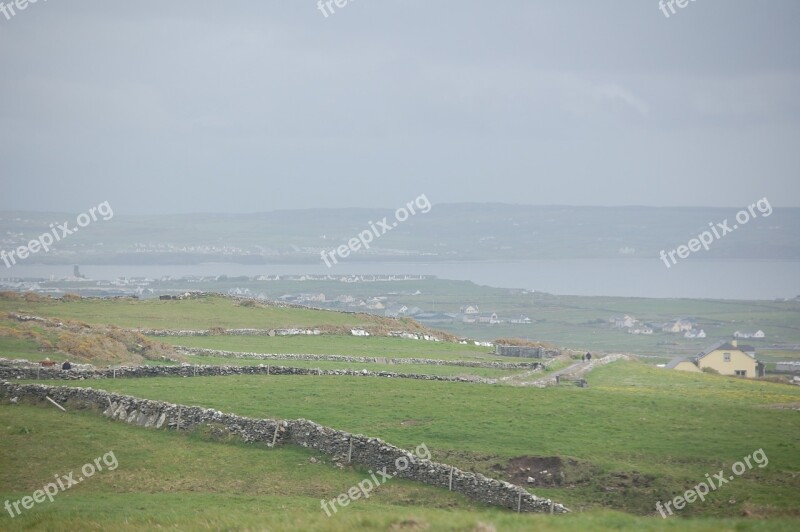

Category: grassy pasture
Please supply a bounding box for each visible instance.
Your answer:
[0,295,381,330]
[157,334,499,361]
[30,361,800,518]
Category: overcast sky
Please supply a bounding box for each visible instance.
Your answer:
[1,1,798,214]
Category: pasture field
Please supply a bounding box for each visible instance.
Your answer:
[0,294,384,330]
[3,290,799,362]
[2,402,798,531]
[99,278,800,357]
[27,362,800,519]
[157,334,502,361]
[1,295,798,530]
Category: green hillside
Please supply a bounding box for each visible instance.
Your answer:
[1,295,798,530]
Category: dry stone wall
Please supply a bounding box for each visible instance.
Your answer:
[0,364,489,384]
[0,381,568,514]
[177,347,541,370]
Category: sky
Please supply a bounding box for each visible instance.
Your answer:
[1,0,799,214]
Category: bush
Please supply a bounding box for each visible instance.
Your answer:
[22,292,49,302]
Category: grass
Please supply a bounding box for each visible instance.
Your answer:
[4,290,798,361]
[2,295,799,529]
[127,278,800,357]
[0,337,49,362]
[29,361,800,517]
[157,333,502,361]
[1,402,798,531]
[0,295,386,330]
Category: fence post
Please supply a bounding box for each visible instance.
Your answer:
[45,396,67,412]
[517,492,522,513]
[449,466,454,491]
[177,406,181,431]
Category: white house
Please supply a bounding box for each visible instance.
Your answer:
[684,329,706,339]
[612,315,637,329]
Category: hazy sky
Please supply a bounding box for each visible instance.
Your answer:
[1,1,798,214]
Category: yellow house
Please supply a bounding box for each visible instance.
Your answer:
[696,340,764,378]
[665,357,702,373]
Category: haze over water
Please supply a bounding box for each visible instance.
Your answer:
[8,259,799,300]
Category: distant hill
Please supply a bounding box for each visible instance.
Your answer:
[1,204,798,264]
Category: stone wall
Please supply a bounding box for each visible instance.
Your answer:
[0,364,490,384]
[177,347,541,371]
[0,381,568,514]
[494,345,562,359]
[775,361,800,373]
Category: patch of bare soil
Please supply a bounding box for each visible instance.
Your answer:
[504,456,592,487]
[502,456,655,491]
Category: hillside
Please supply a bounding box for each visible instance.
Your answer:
[1,295,799,530]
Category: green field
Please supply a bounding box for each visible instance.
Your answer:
[158,334,500,361]
[0,295,383,330]
[1,295,799,530]
[4,289,799,363]
[27,361,800,518]
[0,337,49,362]
[2,401,798,531]
[76,277,800,359]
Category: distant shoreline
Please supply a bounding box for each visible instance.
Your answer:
[3,258,799,300]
